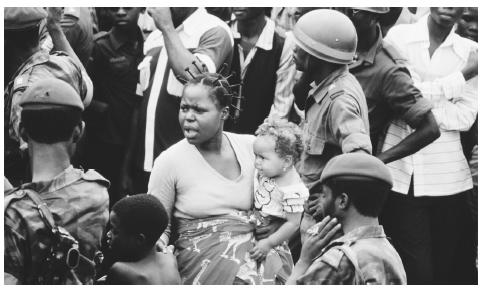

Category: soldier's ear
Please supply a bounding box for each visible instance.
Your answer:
[337,192,350,210]
[72,121,85,143]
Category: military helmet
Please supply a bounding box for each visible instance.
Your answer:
[352,7,390,14]
[293,9,357,64]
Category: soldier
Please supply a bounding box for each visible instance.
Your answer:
[4,7,93,186]
[4,78,109,284]
[287,153,407,284]
[291,9,372,243]
[346,7,440,162]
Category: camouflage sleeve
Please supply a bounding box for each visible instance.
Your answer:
[4,215,27,284]
[296,255,356,284]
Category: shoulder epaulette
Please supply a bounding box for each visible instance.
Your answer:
[381,40,407,65]
[81,169,110,187]
[319,246,345,268]
[4,188,27,211]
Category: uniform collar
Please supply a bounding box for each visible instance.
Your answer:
[20,165,82,194]
[231,17,275,51]
[332,225,386,245]
[308,65,349,103]
[352,25,383,66]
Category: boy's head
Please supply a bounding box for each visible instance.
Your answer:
[312,153,392,221]
[108,194,168,262]
[106,7,141,29]
[254,117,304,178]
[19,78,84,146]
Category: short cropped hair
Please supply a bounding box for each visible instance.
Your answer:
[255,117,304,164]
[112,194,169,248]
[21,107,82,144]
[325,177,391,217]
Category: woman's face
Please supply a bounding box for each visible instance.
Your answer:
[179,84,226,145]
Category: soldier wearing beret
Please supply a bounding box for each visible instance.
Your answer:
[4,78,109,284]
[287,153,407,284]
[4,7,93,186]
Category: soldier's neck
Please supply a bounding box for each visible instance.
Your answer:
[357,25,378,52]
[341,211,379,234]
[29,142,71,183]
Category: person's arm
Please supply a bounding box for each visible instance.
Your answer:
[269,33,297,119]
[330,96,372,154]
[429,77,478,132]
[250,212,301,260]
[119,106,139,197]
[4,221,25,284]
[147,152,177,246]
[46,7,93,107]
[378,112,440,163]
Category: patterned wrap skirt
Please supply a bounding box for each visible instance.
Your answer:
[174,212,293,284]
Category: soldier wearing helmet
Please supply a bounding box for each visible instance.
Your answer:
[291,9,372,244]
[4,78,109,284]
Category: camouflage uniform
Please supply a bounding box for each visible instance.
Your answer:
[296,225,407,284]
[4,166,109,284]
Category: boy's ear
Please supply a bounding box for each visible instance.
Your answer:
[221,106,229,120]
[72,121,85,143]
[19,122,29,143]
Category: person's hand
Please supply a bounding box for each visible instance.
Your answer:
[462,47,478,80]
[305,193,326,222]
[250,239,272,261]
[254,216,285,240]
[299,216,341,264]
[119,171,133,197]
[46,7,64,26]
[147,7,174,32]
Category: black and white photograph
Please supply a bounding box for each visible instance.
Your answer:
[3,2,479,285]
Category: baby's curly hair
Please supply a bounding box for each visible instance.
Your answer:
[255,117,305,164]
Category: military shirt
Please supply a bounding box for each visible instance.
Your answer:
[296,225,407,285]
[88,27,144,145]
[4,166,110,284]
[349,25,432,153]
[298,66,372,189]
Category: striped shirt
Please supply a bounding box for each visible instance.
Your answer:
[382,15,477,196]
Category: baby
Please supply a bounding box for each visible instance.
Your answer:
[250,118,309,261]
[105,194,180,284]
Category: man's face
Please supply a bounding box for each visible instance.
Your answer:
[456,8,478,42]
[430,7,464,29]
[346,8,378,35]
[107,7,141,28]
[293,44,311,72]
[232,7,265,21]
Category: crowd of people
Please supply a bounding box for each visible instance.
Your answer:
[4,6,478,285]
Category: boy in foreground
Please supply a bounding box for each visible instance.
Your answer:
[105,194,180,284]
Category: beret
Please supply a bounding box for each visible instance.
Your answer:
[4,7,47,30]
[20,78,84,111]
[320,153,393,186]
[353,7,390,14]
